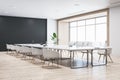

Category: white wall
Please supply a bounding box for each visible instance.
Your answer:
[110,6,120,56]
[47,19,57,44]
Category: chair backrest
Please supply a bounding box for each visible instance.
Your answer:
[98,50,105,53]
[6,44,17,51]
[10,45,17,51]
[93,42,106,47]
[87,42,93,47]
[76,41,92,47]
[98,48,112,55]
[76,41,83,47]
[42,48,59,59]
[14,45,21,52]
[6,44,10,50]
[82,41,89,47]
[32,47,43,55]
[12,45,19,51]
[68,42,75,47]
[18,46,32,53]
[107,48,112,54]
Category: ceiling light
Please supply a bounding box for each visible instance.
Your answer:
[74,4,80,6]
[69,10,85,15]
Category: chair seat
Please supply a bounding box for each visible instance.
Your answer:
[98,53,106,55]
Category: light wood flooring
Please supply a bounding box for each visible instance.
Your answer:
[0,52,120,80]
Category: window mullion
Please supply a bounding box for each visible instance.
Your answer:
[85,19,86,41]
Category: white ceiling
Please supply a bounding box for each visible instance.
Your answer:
[0,0,118,19]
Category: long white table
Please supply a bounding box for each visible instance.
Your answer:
[16,44,111,68]
[45,45,111,68]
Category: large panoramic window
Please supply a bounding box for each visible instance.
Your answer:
[70,16,107,43]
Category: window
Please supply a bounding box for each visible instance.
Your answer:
[70,22,77,27]
[70,16,107,43]
[77,26,85,41]
[86,25,95,41]
[70,27,77,42]
[86,19,95,25]
[96,17,106,24]
[78,20,85,26]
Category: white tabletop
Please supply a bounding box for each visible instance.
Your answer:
[16,44,111,51]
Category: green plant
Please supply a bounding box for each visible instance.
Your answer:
[51,33,57,40]
[51,33,57,44]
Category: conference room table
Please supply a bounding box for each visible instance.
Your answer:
[17,44,111,69]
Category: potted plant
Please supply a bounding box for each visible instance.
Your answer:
[51,32,57,44]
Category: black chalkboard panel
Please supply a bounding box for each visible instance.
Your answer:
[0,16,47,51]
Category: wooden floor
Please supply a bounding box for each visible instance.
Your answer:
[0,52,120,80]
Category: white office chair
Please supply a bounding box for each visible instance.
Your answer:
[6,44,11,50]
[6,44,17,56]
[17,46,32,59]
[12,45,22,56]
[98,48,113,62]
[42,48,60,66]
[6,44,12,54]
[68,41,75,47]
[31,47,43,63]
[76,41,83,47]
[75,41,89,58]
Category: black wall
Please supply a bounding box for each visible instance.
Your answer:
[0,16,47,51]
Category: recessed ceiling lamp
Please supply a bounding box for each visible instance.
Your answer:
[74,3,80,6]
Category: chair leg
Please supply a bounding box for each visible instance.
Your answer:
[42,60,46,67]
[103,55,106,62]
[31,57,35,63]
[82,53,84,58]
[108,55,113,62]
[48,60,50,66]
[75,51,78,57]
[57,59,59,67]
[52,60,54,66]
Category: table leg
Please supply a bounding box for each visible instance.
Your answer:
[91,50,93,67]
[58,50,62,65]
[87,50,89,67]
[70,51,75,68]
[70,51,72,68]
[105,49,108,65]
[73,51,74,67]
